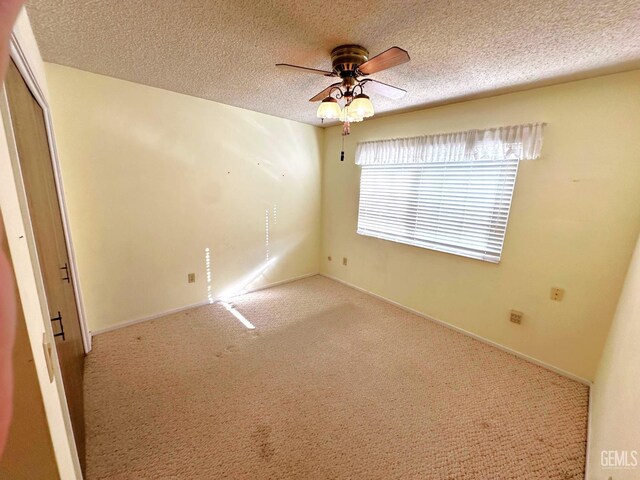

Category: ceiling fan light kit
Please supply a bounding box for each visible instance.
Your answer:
[316,96,341,120]
[277,44,410,136]
[350,93,375,118]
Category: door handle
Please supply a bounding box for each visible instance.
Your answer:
[60,262,70,283]
[50,311,65,341]
[42,334,55,383]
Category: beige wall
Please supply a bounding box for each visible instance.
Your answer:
[45,64,323,332]
[321,70,640,381]
[587,232,640,479]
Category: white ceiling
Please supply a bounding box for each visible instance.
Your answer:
[26,0,640,126]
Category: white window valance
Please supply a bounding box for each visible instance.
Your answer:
[355,122,545,166]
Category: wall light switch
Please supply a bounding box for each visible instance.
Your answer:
[188,273,196,283]
[342,257,348,266]
[550,287,564,301]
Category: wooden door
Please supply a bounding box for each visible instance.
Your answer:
[0,213,59,480]
[4,60,85,470]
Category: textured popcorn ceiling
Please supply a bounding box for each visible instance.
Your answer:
[27,0,640,126]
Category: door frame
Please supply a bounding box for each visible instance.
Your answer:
[0,9,83,479]
[7,32,91,353]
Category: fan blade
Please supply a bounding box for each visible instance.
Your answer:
[309,82,342,102]
[358,47,410,75]
[362,79,407,100]
[276,63,335,76]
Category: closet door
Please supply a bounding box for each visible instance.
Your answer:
[0,213,59,479]
[4,60,86,470]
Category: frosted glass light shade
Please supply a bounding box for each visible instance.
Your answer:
[339,105,364,123]
[316,97,341,119]
[350,94,374,118]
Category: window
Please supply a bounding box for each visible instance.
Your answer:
[355,123,544,263]
[358,159,519,262]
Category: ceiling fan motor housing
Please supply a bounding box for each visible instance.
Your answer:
[331,45,369,77]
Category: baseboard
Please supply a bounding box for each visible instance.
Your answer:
[584,385,594,478]
[91,272,318,336]
[91,299,211,336]
[320,273,592,386]
[226,272,319,298]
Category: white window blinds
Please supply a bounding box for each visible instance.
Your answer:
[356,123,544,263]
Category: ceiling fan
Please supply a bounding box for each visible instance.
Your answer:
[276,44,410,134]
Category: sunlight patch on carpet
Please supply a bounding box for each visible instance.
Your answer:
[221,301,255,329]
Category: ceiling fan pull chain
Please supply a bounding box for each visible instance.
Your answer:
[342,121,350,137]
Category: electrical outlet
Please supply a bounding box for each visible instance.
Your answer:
[550,287,564,301]
[188,273,196,283]
[328,255,332,261]
[342,257,348,266]
[510,310,523,324]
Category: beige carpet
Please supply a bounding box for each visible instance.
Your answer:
[85,275,588,479]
